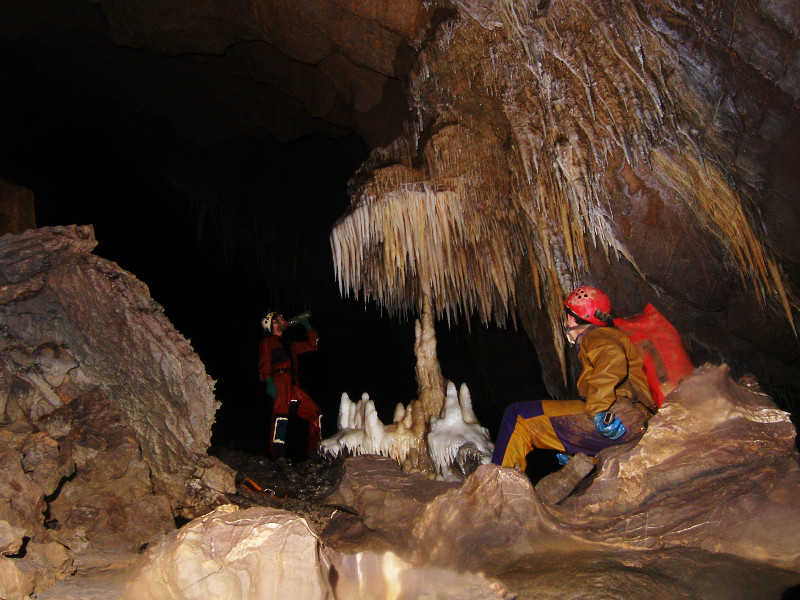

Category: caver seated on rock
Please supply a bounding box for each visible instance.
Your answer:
[492,286,658,504]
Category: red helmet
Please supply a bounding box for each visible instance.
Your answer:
[564,286,612,326]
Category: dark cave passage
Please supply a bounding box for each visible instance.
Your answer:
[0,47,546,455]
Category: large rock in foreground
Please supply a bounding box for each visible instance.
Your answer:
[123,504,514,600]
[567,363,800,567]
[0,225,224,510]
[326,365,800,574]
[0,224,237,594]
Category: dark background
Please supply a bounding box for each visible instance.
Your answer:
[0,49,547,456]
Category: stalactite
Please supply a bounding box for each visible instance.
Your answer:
[331,0,797,396]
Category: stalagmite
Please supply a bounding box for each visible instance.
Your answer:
[320,381,493,481]
[427,382,494,480]
[320,292,493,478]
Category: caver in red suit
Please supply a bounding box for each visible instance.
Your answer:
[258,311,322,460]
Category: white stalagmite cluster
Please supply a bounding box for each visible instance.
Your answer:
[319,392,419,466]
[319,382,494,481]
[427,382,494,480]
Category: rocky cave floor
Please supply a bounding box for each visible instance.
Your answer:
[207,446,800,600]
[209,445,349,535]
[35,446,800,600]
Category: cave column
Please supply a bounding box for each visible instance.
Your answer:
[395,285,446,475]
[414,285,446,420]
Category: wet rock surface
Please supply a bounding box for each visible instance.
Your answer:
[123,504,516,600]
[190,417,800,599]
[20,364,800,599]
[497,548,800,600]
[566,365,800,569]
[322,368,800,577]
[205,366,800,599]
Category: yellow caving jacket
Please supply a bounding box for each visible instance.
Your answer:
[576,325,657,418]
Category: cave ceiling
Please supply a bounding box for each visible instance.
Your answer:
[328,0,800,403]
[0,0,431,147]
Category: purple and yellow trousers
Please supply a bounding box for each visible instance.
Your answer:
[491,398,646,471]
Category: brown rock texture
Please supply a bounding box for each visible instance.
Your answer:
[0,424,51,541]
[0,225,221,509]
[324,455,459,545]
[324,367,800,573]
[44,388,175,553]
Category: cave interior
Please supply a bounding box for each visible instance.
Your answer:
[1,0,798,456]
[0,1,549,455]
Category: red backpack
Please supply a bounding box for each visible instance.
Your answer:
[613,303,694,408]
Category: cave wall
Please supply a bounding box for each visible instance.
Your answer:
[2,0,799,420]
[338,0,800,404]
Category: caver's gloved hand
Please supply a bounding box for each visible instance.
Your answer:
[265,377,278,399]
[592,411,626,440]
[300,317,312,332]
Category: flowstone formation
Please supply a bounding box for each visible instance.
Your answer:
[123,504,515,600]
[331,0,800,402]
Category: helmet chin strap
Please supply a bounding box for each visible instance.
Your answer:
[564,324,589,345]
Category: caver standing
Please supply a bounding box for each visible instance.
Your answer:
[492,286,657,502]
[258,311,322,461]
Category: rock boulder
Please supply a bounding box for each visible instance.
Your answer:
[123,504,515,600]
[0,225,235,593]
[326,366,800,573]
[0,225,226,512]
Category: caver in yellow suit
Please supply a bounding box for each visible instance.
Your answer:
[492,287,657,471]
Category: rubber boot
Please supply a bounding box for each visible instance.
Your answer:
[534,453,595,505]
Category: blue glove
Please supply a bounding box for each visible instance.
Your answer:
[592,412,626,440]
[556,452,572,466]
[300,318,312,333]
[265,377,277,399]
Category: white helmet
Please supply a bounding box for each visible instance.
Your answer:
[261,311,278,332]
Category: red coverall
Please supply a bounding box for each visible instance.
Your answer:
[258,328,321,459]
